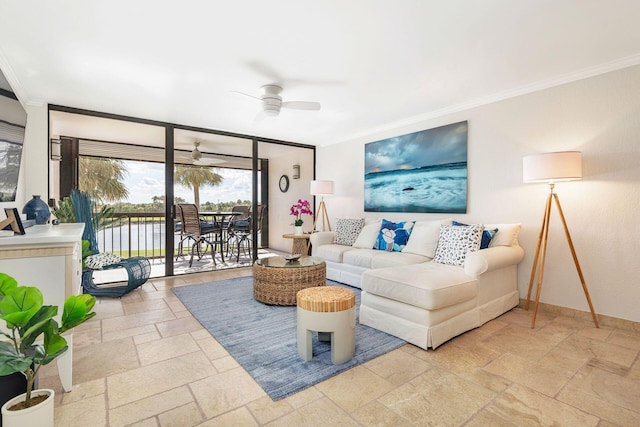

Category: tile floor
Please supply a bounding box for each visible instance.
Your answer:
[40,269,640,426]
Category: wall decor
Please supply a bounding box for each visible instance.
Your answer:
[364,121,468,213]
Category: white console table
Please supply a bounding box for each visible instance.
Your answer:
[0,223,85,392]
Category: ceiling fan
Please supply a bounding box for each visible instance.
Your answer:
[190,141,226,166]
[234,84,321,117]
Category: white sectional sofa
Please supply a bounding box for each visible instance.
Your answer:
[309,218,524,349]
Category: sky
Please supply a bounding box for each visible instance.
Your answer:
[123,160,253,205]
[364,121,468,174]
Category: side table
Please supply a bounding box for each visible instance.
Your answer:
[282,233,311,255]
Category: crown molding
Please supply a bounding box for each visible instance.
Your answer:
[0,46,30,108]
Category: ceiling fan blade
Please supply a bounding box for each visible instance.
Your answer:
[281,101,321,111]
[194,157,226,166]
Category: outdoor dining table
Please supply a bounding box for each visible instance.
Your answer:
[199,211,244,257]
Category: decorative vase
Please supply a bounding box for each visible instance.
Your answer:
[1,389,54,427]
[294,225,303,235]
[22,195,50,225]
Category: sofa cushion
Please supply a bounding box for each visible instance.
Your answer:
[315,244,355,263]
[486,223,522,247]
[352,219,381,248]
[374,219,415,252]
[333,218,365,246]
[361,263,478,311]
[342,249,382,268]
[371,251,430,269]
[433,224,483,266]
[402,218,452,258]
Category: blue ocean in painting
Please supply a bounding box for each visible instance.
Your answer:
[364,161,467,213]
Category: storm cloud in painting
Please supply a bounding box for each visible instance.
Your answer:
[364,121,468,213]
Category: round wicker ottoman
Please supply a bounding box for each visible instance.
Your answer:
[296,286,356,365]
[253,256,326,305]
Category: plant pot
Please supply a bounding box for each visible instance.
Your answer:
[294,226,303,235]
[1,389,54,427]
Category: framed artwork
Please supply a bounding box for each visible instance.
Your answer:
[364,121,468,213]
[1,208,26,235]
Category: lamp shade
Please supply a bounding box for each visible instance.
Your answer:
[310,180,334,196]
[522,151,582,183]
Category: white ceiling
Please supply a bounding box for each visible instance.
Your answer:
[1,0,639,147]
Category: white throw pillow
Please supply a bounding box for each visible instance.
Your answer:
[352,219,382,248]
[333,218,365,246]
[432,224,483,266]
[402,218,452,258]
[486,223,522,247]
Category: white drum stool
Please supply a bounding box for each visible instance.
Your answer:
[296,286,356,365]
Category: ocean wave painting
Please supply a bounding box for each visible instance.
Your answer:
[364,121,468,213]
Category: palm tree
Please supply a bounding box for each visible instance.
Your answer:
[175,164,223,209]
[79,157,129,203]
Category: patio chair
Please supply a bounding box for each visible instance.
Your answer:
[71,190,151,298]
[228,204,266,261]
[175,203,224,267]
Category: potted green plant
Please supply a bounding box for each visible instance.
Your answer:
[0,272,96,427]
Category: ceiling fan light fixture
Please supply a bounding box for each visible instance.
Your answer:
[192,141,202,161]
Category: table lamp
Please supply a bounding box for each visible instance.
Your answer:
[310,180,334,232]
[522,151,598,328]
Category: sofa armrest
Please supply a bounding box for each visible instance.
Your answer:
[309,231,335,255]
[464,245,525,277]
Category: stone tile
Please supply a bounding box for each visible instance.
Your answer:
[199,406,259,426]
[483,352,574,397]
[558,365,640,422]
[487,383,599,426]
[351,401,413,427]
[103,324,158,342]
[133,330,162,344]
[73,337,139,383]
[283,386,324,409]
[101,308,176,334]
[364,347,432,385]
[158,402,203,427]
[465,368,512,394]
[378,367,495,426]
[558,334,638,369]
[129,419,159,427]
[54,394,107,427]
[211,355,240,372]
[156,316,204,338]
[192,333,230,360]
[247,395,294,424]
[136,333,200,366]
[415,341,494,376]
[109,386,193,427]
[60,378,106,405]
[314,365,396,412]
[480,324,561,361]
[265,397,359,427]
[107,352,216,408]
[190,367,265,419]
[122,298,170,315]
[465,409,518,427]
[607,330,640,350]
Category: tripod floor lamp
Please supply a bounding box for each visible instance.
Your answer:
[310,180,334,232]
[522,151,598,329]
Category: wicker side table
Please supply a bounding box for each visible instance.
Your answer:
[253,256,326,305]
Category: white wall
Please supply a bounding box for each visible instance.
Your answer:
[317,65,640,323]
[265,147,315,253]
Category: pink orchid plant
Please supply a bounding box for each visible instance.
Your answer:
[290,199,313,226]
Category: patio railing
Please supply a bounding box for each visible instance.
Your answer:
[95,212,170,259]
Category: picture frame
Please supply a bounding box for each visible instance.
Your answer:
[364,121,468,213]
[1,208,26,235]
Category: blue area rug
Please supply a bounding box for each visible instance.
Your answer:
[172,277,405,400]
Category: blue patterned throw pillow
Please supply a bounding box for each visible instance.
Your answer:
[374,219,415,252]
[452,221,498,249]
